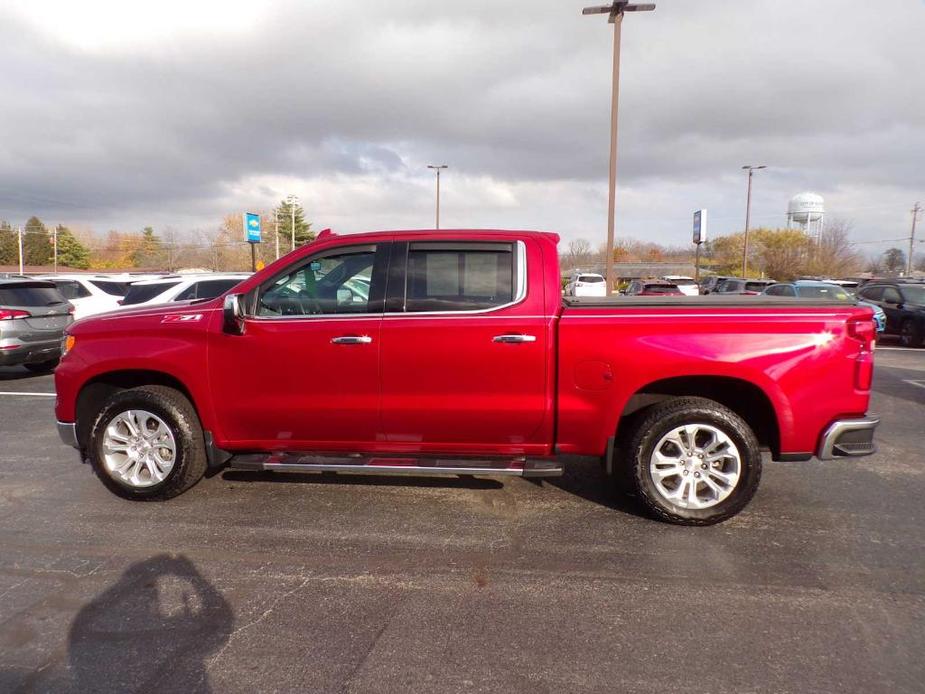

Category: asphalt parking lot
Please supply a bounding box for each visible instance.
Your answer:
[0,341,923,694]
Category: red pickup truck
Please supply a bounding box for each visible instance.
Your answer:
[54,229,879,525]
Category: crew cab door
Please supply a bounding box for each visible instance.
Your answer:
[209,243,388,450]
[377,239,550,454]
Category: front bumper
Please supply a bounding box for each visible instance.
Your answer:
[57,420,79,449]
[0,341,61,366]
[817,415,879,460]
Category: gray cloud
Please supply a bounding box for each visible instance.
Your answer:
[0,0,922,252]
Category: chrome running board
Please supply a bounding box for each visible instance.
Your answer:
[227,453,563,478]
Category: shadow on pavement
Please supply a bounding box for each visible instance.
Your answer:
[543,454,649,520]
[0,367,45,382]
[66,554,234,693]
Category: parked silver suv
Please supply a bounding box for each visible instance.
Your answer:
[0,279,74,372]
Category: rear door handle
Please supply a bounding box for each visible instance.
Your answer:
[331,335,373,344]
[492,334,537,344]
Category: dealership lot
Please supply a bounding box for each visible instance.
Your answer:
[0,343,923,693]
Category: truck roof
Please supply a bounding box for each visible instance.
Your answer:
[319,229,561,244]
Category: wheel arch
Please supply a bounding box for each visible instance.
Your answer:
[616,375,781,457]
[75,370,201,449]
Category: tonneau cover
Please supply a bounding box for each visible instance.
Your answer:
[563,295,856,308]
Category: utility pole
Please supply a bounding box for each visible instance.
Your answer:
[275,208,280,260]
[427,165,448,229]
[582,2,655,294]
[286,194,299,252]
[17,226,23,275]
[909,202,921,276]
[741,164,766,277]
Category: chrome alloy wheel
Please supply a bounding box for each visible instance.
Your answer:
[101,409,177,488]
[649,424,742,510]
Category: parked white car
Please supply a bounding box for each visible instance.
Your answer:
[661,275,700,296]
[36,274,131,319]
[119,273,250,308]
[565,272,607,297]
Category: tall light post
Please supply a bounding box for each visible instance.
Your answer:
[286,194,299,251]
[583,2,655,294]
[427,165,448,229]
[741,164,766,277]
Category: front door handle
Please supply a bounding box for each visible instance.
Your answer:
[331,335,373,344]
[492,334,537,344]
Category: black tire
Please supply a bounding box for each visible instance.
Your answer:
[620,397,762,525]
[900,319,923,348]
[87,385,207,501]
[24,358,60,373]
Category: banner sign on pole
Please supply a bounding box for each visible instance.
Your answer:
[693,209,707,244]
[244,212,261,243]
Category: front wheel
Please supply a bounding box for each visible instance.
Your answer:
[87,385,208,500]
[622,397,762,525]
[900,319,923,348]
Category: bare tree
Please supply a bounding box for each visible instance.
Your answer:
[562,238,594,271]
[806,219,862,277]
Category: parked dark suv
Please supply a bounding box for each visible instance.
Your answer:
[0,279,74,371]
[856,280,925,347]
[714,278,776,295]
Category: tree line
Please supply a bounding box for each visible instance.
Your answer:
[560,221,924,280]
[0,199,313,272]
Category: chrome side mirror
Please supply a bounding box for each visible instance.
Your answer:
[223,294,246,335]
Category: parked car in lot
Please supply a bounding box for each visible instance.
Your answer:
[564,272,607,297]
[661,275,699,296]
[55,229,879,525]
[624,279,684,296]
[764,281,885,333]
[714,278,775,295]
[699,275,732,295]
[0,279,73,372]
[856,280,925,347]
[37,274,130,319]
[119,273,250,308]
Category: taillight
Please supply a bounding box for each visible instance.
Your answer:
[67,304,75,314]
[0,309,30,321]
[848,317,875,346]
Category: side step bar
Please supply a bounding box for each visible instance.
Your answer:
[227,453,563,479]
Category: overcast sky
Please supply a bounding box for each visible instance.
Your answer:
[1,0,923,254]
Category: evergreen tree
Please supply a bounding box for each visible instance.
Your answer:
[22,216,52,266]
[273,199,314,251]
[53,225,91,269]
[0,221,17,265]
[883,247,906,275]
[132,226,165,267]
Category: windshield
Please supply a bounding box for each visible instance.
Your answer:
[901,285,925,304]
[0,284,66,306]
[90,280,130,296]
[797,285,850,300]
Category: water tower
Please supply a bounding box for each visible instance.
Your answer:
[787,192,825,238]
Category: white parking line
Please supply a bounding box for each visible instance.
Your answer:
[904,380,925,390]
[0,392,56,397]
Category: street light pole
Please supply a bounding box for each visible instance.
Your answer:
[909,202,921,276]
[427,165,448,229]
[286,194,299,252]
[741,164,766,277]
[583,2,655,294]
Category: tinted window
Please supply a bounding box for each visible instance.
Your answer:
[671,278,697,286]
[745,282,772,292]
[0,283,67,307]
[882,287,902,304]
[90,280,129,296]
[405,242,514,312]
[900,285,925,304]
[190,279,243,301]
[717,281,738,293]
[797,285,850,300]
[645,285,679,295]
[578,275,604,283]
[121,282,181,305]
[259,247,377,316]
[52,280,91,299]
[764,285,784,296]
[858,286,883,301]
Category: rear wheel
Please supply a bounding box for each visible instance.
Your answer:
[621,397,762,525]
[24,358,60,373]
[87,385,207,500]
[900,319,923,348]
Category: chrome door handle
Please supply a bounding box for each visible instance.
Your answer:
[492,334,537,344]
[331,335,373,344]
